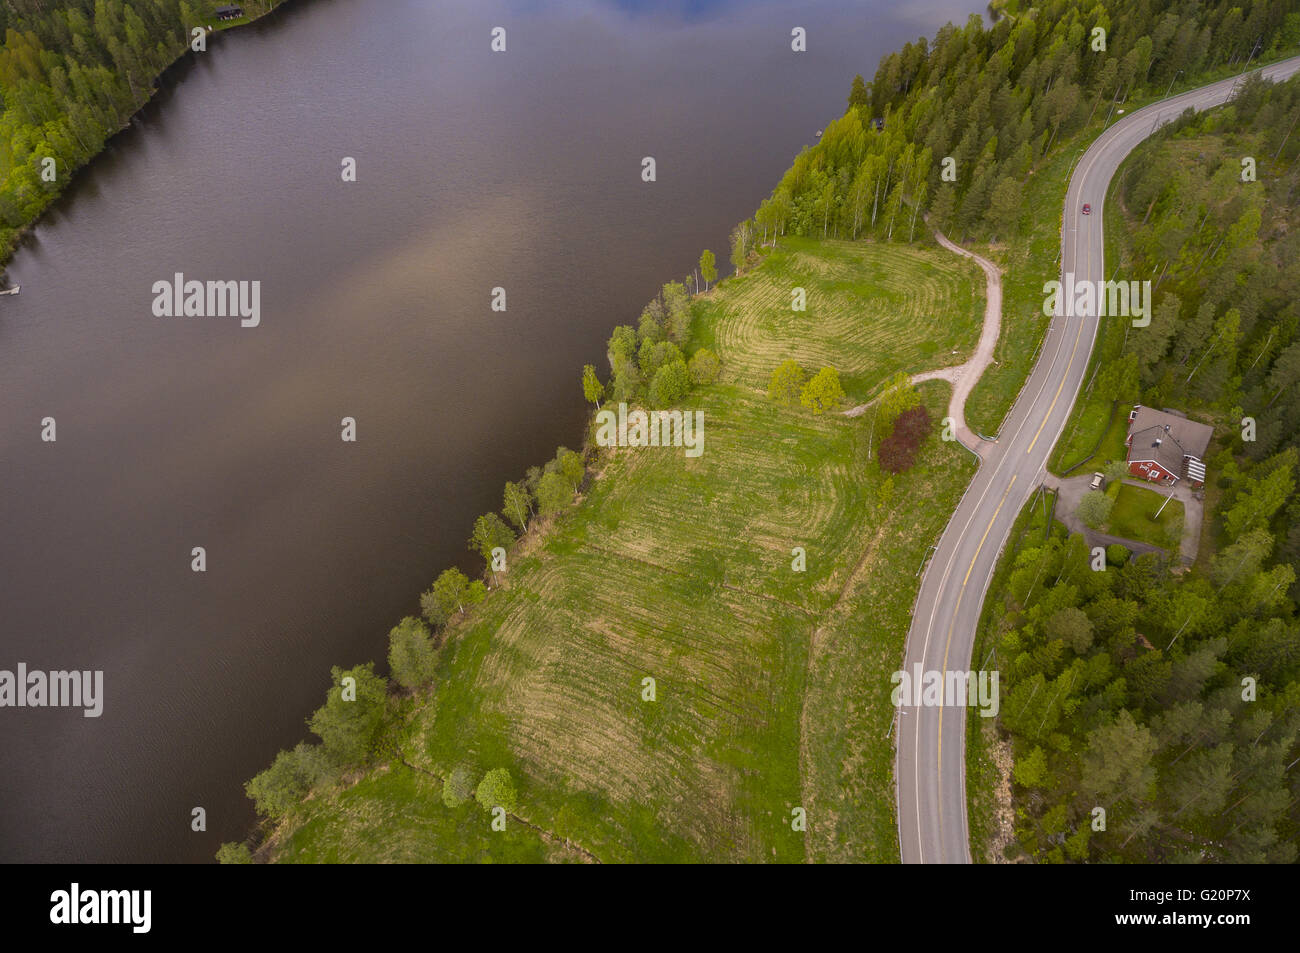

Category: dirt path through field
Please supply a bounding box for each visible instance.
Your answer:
[844,223,1001,455]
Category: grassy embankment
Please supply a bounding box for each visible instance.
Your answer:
[268,237,983,863]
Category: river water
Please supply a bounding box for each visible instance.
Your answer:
[0,0,979,862]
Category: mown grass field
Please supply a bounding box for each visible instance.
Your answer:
[271,237,978,863]
[693,237,983,399]
[272,760,585,863]
[1106,482,1184,551]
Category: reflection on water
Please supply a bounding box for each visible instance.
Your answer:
[0,0,978,861]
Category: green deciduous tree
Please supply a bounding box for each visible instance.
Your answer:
[244,742,333,819]
[553,447,585,490]
[442,764,476,808]
[688,348,721,385]
[730,223,750,274]
[1076,489,1114,528]
[502,481,533,533]
[699,249,716,291]
[581,364,604,409]
[216,842,252,864]
[649,358,690,406]
[475,767,518,813]
[877,370,920,433]
[800,366,846,414]
[422,568,472,626]
[661,281,692,343]
[307,664,389,767]
[768,359,806,405]
[848,73,869,109]
[607,324,638,372]
[387,616,438,690]
[469,512,515,569]
[536,470,573,517]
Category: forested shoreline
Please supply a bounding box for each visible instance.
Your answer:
[748,0,1298,246]
[0,0,287,270]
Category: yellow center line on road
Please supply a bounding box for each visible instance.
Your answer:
[934,472,1017,850]
[1027,234,1093,455]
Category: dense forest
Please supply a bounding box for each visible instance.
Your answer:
[0,0,284,266]
[982,73,1300,863]
[987,469,1299,862]
[747,0,1300,245]
[1112,74,1300,570]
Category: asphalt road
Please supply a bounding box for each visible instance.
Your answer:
[895,55,1300,865]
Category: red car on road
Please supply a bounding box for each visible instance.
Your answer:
[1081,203,1092,214]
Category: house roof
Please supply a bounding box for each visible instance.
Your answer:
[1128,406,1213,476]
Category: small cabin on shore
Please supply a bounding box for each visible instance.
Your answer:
[215,5,244,20]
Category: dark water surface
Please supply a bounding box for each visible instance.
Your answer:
[0,0,979,862]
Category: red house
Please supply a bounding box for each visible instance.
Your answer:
[1125,406,1212,488]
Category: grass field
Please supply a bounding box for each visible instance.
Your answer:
[1106,482,1184,551]
[273,760,585,863]
[271,238,978,863]
[693,237,983,399]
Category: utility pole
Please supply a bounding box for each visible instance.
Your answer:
[1163,69,1184,102]
[1154,487,1176,519]
[1242,36,1263,74]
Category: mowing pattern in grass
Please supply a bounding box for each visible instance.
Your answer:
[272,239,978,863]
[275,761,583,863]
[693,237,982,398]
[800,381,974,861]
[404,384,881,862]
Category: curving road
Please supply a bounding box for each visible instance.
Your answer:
[896,55,1300,865]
